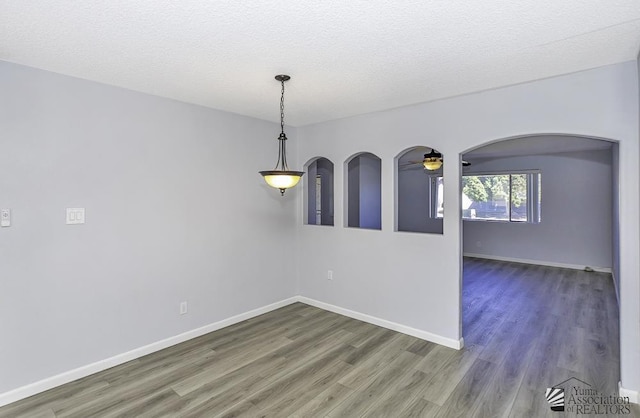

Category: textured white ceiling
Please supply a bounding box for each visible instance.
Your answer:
[2,1,639,126]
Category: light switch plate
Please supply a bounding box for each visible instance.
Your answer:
[66,208,85,225]
[1,209,10,227]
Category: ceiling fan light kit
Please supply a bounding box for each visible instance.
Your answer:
[422,149,443,171]
[401,148,470,171]
[259,75,304,196]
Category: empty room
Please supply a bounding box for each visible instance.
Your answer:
[1,2,640,417]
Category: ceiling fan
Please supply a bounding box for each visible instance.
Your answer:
[400,149,471,171]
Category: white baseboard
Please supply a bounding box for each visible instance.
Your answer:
[296,296,464,350]
[619,381,639,404]
[463,252,612,273]
[0,297,298,408]
[0,295,464,408]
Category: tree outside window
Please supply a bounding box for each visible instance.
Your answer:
[462,173,534,222]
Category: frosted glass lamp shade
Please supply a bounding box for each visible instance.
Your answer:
[260,170,304,195]
[423,158,443,170]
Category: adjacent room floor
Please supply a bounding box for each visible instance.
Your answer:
[1,258,634,417]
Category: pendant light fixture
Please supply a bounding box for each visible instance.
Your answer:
[422,149,443,171]
[259,75,304,196]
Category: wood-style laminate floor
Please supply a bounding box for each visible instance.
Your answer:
[2,258,636,417]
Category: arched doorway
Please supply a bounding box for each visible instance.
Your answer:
[459,133,620,399]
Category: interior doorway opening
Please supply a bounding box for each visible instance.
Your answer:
[460,133,620,396]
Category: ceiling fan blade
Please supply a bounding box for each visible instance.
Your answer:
[398,160,422,167]
[399,164,426,171]
[400,157,470,169]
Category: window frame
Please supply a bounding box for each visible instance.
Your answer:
[461,170,541,224]
[428,170,541,224]
[428,175,444,219]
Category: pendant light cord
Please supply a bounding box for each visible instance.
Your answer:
[275,77,289,171]
[280,78,286,135]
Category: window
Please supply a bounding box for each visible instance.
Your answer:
[461,172,541,223]
[429,172,541,223]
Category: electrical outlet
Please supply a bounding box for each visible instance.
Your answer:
[328,270,333,280]
[180,301,188,315]
[1,209,10,227]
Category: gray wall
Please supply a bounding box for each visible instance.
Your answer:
[463,149,613,269]
[296,62,639,390]
[0,61,298,393]
[397,168,443,234]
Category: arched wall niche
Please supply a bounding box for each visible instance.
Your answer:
[395,146,444,234]
[344,152,382,230]
[304,157,334,226]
